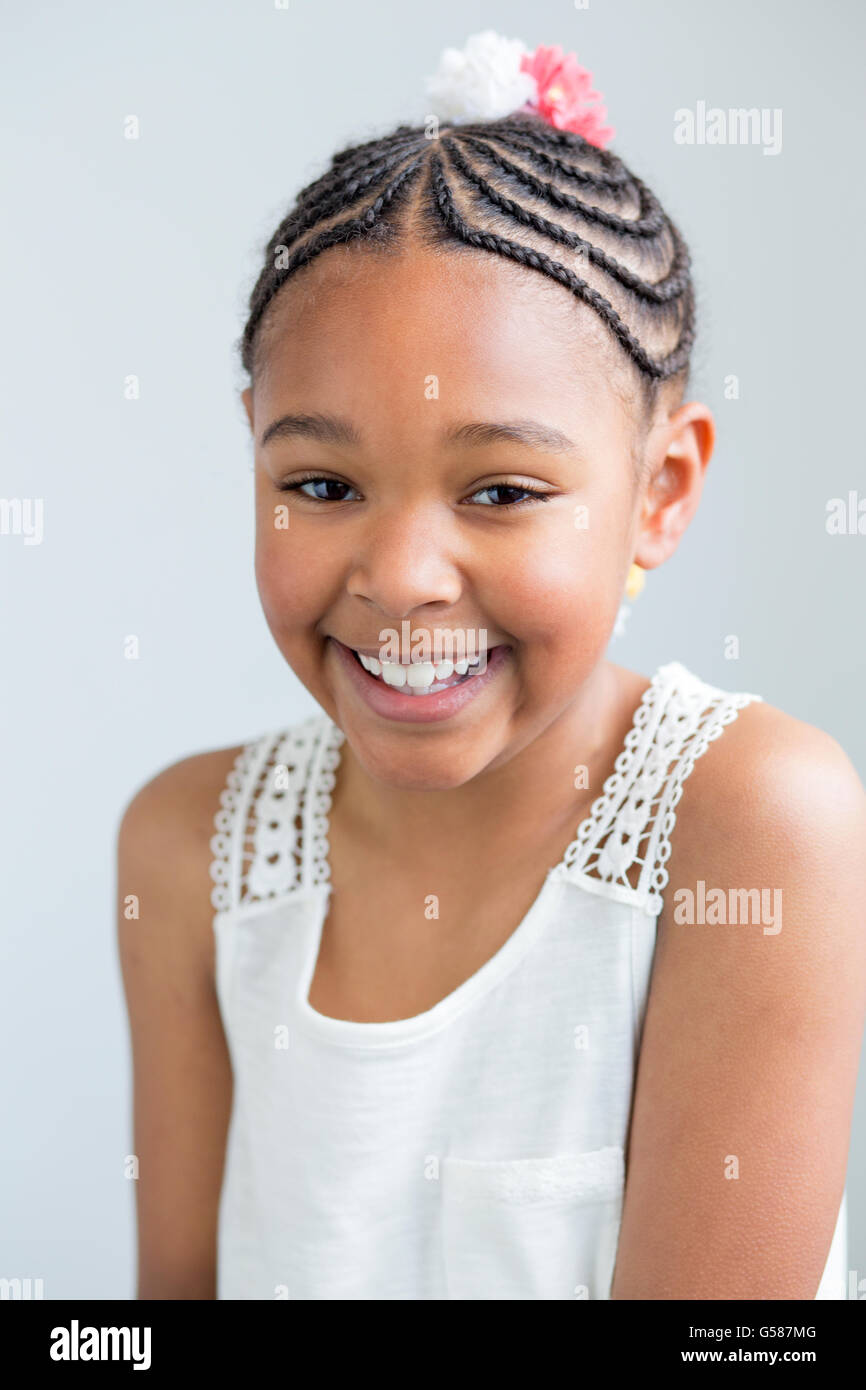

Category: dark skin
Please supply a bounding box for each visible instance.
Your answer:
[248,245,709,804]
[243,244,709,1020]
[118,242,866,1298]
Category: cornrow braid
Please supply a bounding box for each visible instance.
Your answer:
[239,111,696,418]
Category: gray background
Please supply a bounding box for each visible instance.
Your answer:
[1,0,863,1297]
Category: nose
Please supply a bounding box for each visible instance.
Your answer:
[345,502,463,618]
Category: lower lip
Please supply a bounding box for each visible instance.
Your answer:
[329,638,511,724]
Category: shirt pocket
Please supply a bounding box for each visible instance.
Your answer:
[440,1144,625,1300]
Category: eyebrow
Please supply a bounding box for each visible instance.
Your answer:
[445,419,578,455]
[259,413,578,455]
[260,413,362,449]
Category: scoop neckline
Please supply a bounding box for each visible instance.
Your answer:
[291,661,687,1048]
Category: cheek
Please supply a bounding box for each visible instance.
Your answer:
[254,513,327,643]
[487,512,625,664]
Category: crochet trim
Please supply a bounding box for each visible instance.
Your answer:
[209,663,761,919]
[209,714,345,915]
[557,661,761,915]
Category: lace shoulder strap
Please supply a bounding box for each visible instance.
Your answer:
[559,662,762,917]
[209,713,345,917]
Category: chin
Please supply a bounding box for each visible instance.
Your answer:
[340,721,505,792]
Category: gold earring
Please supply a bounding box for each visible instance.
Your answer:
[625,563,645,601]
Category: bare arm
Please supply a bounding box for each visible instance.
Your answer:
[611,703,866,1298]
[116,748,242,1299]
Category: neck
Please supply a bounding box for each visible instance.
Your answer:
[329,659,646,862]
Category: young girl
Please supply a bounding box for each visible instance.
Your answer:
[117,32,866,1300]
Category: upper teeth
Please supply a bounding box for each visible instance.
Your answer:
[356,651,486,690]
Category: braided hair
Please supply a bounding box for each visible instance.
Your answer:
[239,111,695,427]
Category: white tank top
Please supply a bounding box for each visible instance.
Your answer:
[208,661,848,1300]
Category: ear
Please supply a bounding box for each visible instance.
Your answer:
[241,386,255,434]
[632,401,714,570]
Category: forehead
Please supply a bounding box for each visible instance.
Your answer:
[252,244,637,444]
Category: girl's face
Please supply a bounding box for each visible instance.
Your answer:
[244,245,700,790]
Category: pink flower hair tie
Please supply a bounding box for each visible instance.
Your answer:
[425,29,615,149]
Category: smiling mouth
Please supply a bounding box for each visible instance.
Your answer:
[342,643,499,696]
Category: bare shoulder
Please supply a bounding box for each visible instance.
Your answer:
[117,743,247,975]
[681,693,865,807]
[610,694,866,1297]
[666,696,866,902]
[659,694,866,999]
[118,742,246,855]
[116,742,248,1297]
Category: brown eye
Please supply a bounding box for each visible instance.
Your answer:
[470,484,553,508]
[277,477,356,502]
